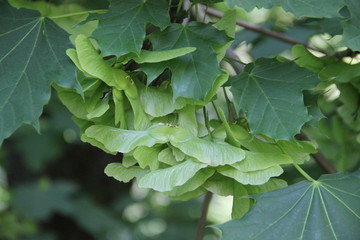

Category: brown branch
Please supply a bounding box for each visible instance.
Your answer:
[311,151,337,174]
[297,133,337,174]
[195,192,213,240]
[205,7,324,54]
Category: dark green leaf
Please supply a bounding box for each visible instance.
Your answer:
[230,58,319,140]
[216,170,360,240]
[88,0,170,56]
[225,0,345,18]
[342,0,360,51]
[0,2,79,144]
[142,22,230,100]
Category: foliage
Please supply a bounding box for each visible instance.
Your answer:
[1,0,360,239]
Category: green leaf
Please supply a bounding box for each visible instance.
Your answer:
[232,152,292,171]
[138,159,208,192]
[104,163,146,183]
[342,0,360,51]
[133,146,161,170]
[142,22,230,100]
[171,137,246,166]
[85,124,194,153]
[88,0,170,56]
[158,148,178,166]
[85,125,164,153]
[74,34,151,130]
[165,168,215,197]
[320,62,360,83]
[230,58,319,140]
[0,2,79,144]
[137,82,186,118]
[216,171,360,240]
[218,165,284,185]
[125,47,196,64]
[225,0,345,18]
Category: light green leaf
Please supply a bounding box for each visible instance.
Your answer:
[218,165,284,185]
[204,174,237,196]
[158,148,178,166]
[292,45,329,73]
[133,146,161,170]
[165,168,215,197]
[215,9,237,38]
[104,163,146,183]
[72,117,117,155]
[85,125,164,153]
[225,0,344,18]
[126,47,196,63]
[138,159,208,192]
[277,140,317,164]
[88,0,170,56]
[245,178,288,195]
[177,105,198,136]
[230,58,319,140]
[0,2,79,144]
[171,137,246,166]
[232,184,250,219]
[232,152,292,172]
[168,187,207,201]
[319,62,360,83]
[216,170,360,240]
[138,82,186,118]
[143,22,230,100]
[170,145,186,162]
[74,35,151,130]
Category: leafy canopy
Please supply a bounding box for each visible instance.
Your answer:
[1,0,360,239]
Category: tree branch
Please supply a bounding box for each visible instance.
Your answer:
[297,133,337,174]
[195,192,213,240]
[205,7,324,54]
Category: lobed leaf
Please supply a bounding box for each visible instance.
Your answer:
[230,58,319,140]
[142,22,230,100]
[88,0,170,56]
[216,170,360,240]
[0,2,79,144]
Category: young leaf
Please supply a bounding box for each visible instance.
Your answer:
[104,163,147,183]
[88,0,170,56]
[216,170,360,240]
[170,137,246,166]
[133,146,162,170]
[165,168,215,197]
[217,165,284,185]
[125,47,196,64]
[85,125,165,153]
[137,83,186,118]
[137,159,208,192]
[225,0,345,18]
[230,58,319,140]
[142,22,230,100]
[232,152,292,172]
[0,2,79,144]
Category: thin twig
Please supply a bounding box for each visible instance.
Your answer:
[195,192,213,240]
[311,151,337,174]
[297,133,337,174]
[205,7,324,54]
